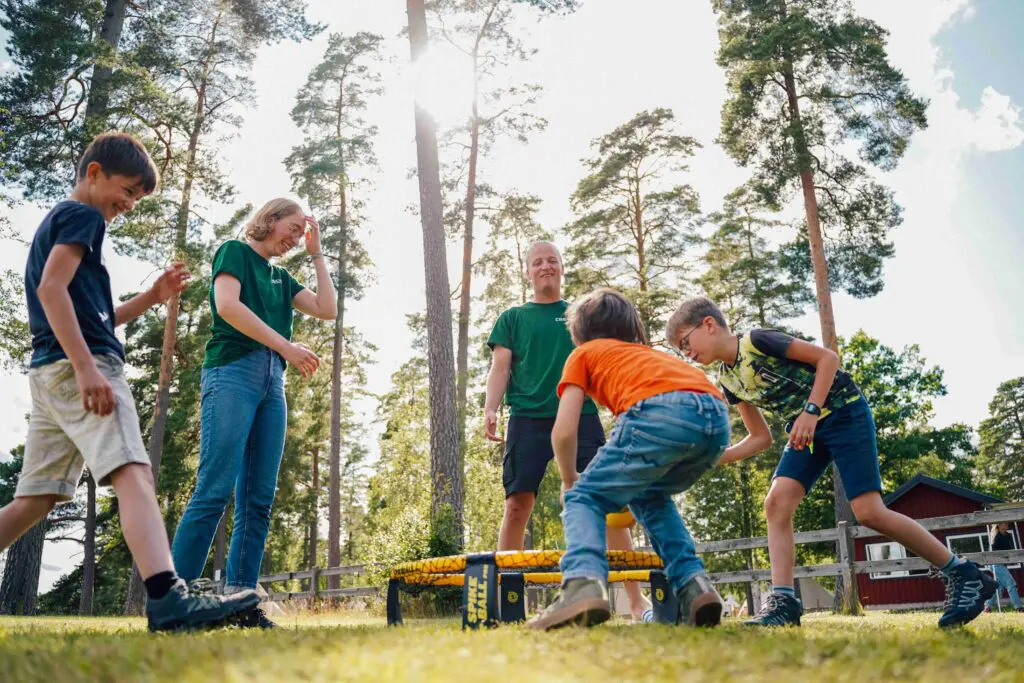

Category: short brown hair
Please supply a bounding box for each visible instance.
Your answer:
[666,297,729,349]
[245,198,303,241]
[77,131,159,193]
[566,288,648,346]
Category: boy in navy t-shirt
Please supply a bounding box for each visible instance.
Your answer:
[1,132,258,631]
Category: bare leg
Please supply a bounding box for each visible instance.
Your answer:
[498,492,535,551]
[110,463,174,579]
[0,496,58,551]
[764,477,805,588]
[851,492,953,567]
[606,524,650,619]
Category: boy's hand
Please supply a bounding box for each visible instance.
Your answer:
[788,411,818,450]
[560,474,578,506]
[76,364,116,416]
[150,262,191,303]
[304,215,322,256]
[484,410,501,442]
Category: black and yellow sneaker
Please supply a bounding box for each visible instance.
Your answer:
[937,561,996,628]
[146,579,260,632]
[527,578,610,631]
[745,591,803,627]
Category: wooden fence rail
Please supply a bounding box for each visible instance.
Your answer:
[259,505,1024,610]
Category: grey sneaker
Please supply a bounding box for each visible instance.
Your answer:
[147,579,260,632]
[676,574,723,627]
[527,578,611,631]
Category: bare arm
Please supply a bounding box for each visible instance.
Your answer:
[36,244,114,415]
[785,338,841,449]
[114,263,191,327]
[291,255,337,320]
[483,345,512,441]
[720,402,773,465]
[214,274,319,378]
[786,338,839,408]
[552,384,585,486]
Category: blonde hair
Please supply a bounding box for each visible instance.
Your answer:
[245,198,303,241]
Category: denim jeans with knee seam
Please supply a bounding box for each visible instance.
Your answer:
[171,349,287,589]
[560,391,730,594]
[986,563,1022,609]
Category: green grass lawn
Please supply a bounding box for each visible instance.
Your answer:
[1,611,1022,682]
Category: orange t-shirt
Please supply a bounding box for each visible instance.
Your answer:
[557,338,724,415]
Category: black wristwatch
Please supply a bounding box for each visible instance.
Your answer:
[804,402,822,416]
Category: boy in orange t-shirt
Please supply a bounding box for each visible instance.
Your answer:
[529,289,730,631]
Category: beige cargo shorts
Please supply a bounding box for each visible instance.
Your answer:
[16,354,150,501]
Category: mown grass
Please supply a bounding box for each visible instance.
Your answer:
[1,611,1022,682]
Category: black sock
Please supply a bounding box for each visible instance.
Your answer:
[144,571,179,600]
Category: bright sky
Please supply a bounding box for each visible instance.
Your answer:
[1,0,1022,590]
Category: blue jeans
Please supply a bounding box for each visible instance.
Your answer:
[986,564,1021,609]
[171,349,288,588]
[560,391,730,594]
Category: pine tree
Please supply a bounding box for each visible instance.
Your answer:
[286,30,381,588]
[977,378,1024,501]
[565,108,702,341]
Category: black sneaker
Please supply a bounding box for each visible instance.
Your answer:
[239,606,278,629]
[745,592,803,627]
[936,560,996,628]
[146,579,260,632]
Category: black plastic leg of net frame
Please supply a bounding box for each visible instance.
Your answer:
[499,572,526,623]
[462,552,499,630]
[386,579,403,626]
[649,570,680,624]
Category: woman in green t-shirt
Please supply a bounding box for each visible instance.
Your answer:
[171,198,336,627]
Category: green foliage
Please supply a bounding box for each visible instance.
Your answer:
[977,377,1024,501]
[713,0,928,298]
[0,270,31,373]
[699,186,813,331]
[565,108,702,341]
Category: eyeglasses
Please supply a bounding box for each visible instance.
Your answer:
[678,324,703,352]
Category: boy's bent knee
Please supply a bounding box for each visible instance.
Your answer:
[504,493,534,521]
[764,478,803,520]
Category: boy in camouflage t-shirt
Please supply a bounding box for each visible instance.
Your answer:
[667,297,994,629]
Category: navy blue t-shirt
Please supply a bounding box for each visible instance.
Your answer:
[25,200,124,367]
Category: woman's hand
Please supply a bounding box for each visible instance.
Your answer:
[282,342,320,379]
[304,215,322,257]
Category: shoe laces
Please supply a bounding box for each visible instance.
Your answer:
[188,578,218,596]
[932,567,964,611]
[757,593,783,617]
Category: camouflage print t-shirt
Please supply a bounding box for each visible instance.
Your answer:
[718,330,861,421]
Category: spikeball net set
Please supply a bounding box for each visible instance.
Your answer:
[386,511,681,629]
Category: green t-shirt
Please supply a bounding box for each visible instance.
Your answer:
[487,300,597,418]
[204,240,305,369]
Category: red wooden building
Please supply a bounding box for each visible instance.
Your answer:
[855,474,1023,609]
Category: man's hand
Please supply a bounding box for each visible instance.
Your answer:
[788,411,818,450]
[76,363,115,416]
[484,410,501,442]
[282,342,320,379]
[150,262,191,304]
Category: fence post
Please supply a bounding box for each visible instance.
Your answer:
[311,566,321,610]
[836,521,861,615]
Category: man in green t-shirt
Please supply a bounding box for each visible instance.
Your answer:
[484,241,650,620]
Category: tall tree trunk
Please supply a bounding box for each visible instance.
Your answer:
[83,0,127,129]
[79,473,96,615]
[310,447,320,576]
[455,96,480,464]
[213,513,228,580]
[328,83,349,588]
[0,521,45,615]
[783,59,855,612]
[738,461,756,617]
[126,22,218,615]
[407,0,464,547]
